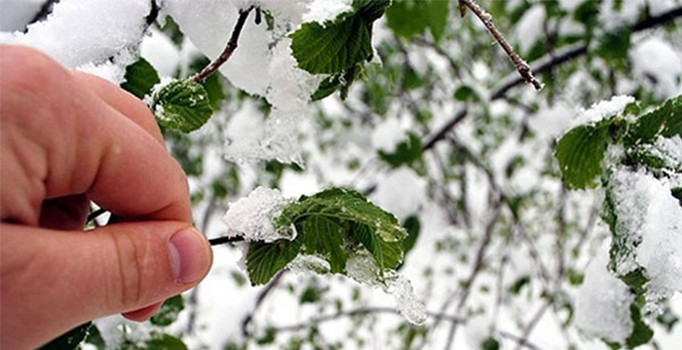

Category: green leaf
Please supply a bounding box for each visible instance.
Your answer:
[672,187,682,206]
[278,188,407,243]
[277,187,407,273]
[39,322,91,350]
[302,216,348,273]
[290,0,389,74]
[481,337,500,350]
[454,85,480,102]
[290,15,371,74]
[509,275,531,295]
[246,235,304,285]
[151,80,213,133]
[385,0,449,42]
[311,75,343,101]
[555,122,610,189]
[567,267,585,286]
[401,215,421,255]
[620,267,649,295]
[84,325,106,350]
[626,301,654,348]
[150,294,184,326]
[121,58,160,99]
[145,333,188,350]
[378,132,424,168]
[595,28,631,69]
[625,94,682,146]
[350,222,404,272]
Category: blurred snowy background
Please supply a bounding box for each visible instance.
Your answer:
[2,0,682,349]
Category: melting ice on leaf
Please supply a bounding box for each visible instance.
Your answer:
[150,79,213,133]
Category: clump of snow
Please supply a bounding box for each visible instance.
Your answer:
[164,0,324,164]
[631,173,682,292]
[222,186,294,242]
[346,249,427,325]
[287,254,332,275]
[630,36,682,99]
[608,166,682,294]
[302,0,352,24]
[140,27,181,77]
[643,135,682,170]
[514,5,545,54]
[575,251,635,345]
[224,109,304,165]
[3,0,149,83]
[570,95,634,128]
[371,118,406,152]
[371,168,427,220]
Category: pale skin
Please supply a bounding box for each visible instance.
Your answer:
[0,46,213,349]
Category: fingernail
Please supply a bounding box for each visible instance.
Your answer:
[168,227,211,283]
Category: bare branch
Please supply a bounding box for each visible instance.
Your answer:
[190,6,255,83]
[492,6,682,99]
[241,270,287,337]
[459,0,543,90]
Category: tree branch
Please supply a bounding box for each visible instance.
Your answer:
[491,5,682,99]
[241,270,286,337]
[190,6,255,83]
[459,0,543,90]
[268,306,543,350]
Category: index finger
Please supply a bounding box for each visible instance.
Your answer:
[0,46,191,224]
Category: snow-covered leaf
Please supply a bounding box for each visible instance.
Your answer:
[625,94,682,146]
[290,0,390,74]
[151,80,213,133]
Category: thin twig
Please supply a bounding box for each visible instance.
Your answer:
[459,0,543,90]
[241,270,286,337]
[208,235,245,246]
[269,306,543,350]
[491,5,682,99]
[190,6,255,83]
[272,307,464,333]
[422,108,468,151]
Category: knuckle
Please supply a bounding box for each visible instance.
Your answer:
[0,46,70,96]
[108,230,153,310]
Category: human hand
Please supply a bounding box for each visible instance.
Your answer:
[0,46,213,349]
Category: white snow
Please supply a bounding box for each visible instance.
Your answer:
[140,27,181,77]
[302,0,352,24]
[575,250,635,345]
[514,5,545,54]
[164,0,322,164]
[630,36,682,99]
[222,186,294,242]
[0,0,44,32]
[371,168,427,220]
[287,254,332,275]
[570,95,634,128]
[3,0,149,81]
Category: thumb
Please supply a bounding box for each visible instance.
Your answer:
[0,221,212,349]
